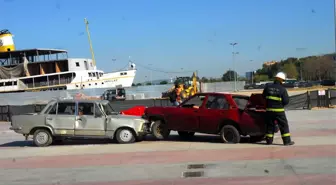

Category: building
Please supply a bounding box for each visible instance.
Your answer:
[263,60,278,67]
[245,71,253,80]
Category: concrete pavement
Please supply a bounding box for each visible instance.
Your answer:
[0,109,335,185]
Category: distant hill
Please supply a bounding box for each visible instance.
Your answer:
[137,78,173,85]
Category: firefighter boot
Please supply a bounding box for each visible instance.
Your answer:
[282,136,295,146]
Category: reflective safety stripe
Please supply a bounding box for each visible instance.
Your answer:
[266,108,285,112]
[282,133,291,137]
[265,134,273,138]
[266,96,282,101]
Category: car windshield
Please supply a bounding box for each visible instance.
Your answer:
[101,102,116,115]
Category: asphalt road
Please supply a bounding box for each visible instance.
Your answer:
[0,109,335,185]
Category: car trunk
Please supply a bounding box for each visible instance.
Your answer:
[238,93,267,136]
[245,93,266,110]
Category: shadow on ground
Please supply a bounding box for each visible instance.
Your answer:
[0,134,281,148]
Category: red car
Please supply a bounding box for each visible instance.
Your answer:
[142,92,269,143]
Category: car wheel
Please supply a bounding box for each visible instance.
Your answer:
[249,135,265,143]
[152,120,170,140]
[220,125,241,144]
[115,128,136,144]
[178,131,195,139]
[33,129,53,147]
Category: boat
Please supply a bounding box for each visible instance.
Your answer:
[0,19,137,93]
[0,48,136,93]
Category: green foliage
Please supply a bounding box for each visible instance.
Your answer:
[255,53,335,81]
[282,62,298,79]
[254,74,269,82]
[159,80,168,85]
[238,77,247,81]
[201,77,209,82]
[222,70,238,81]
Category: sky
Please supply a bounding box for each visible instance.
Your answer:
[1,0,335,83]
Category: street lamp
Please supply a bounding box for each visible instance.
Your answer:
[334,0,336,82]
[296,47,307,81]
[230,43,238,91]
[249,60,254,84]
[148,64,153,85]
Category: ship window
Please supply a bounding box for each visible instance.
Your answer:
[89,73,92,77]
[102,82,104,84]
[89,84,91,86]
[5,82,12,86]
[92,73,96,77]
[124,72,127,75]
[76,85,79,87]
[95,83,97,85]
[13,81,17,85]
[0,83,3,87]
[76,62,80,67]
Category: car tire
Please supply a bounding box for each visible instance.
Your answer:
[220,125,241,144]
[115,128,136,144]
[152,120,170,140]
[178,131,195,140]
[33,129,53,147]
[249,135,265,143]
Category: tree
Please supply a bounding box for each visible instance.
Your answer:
[222,70,237,81]
[136,83,142,86]
[132,83,136,86]
[238,77,247,81]
[282,62,298,79]
[201,77,209,83]
[159,80,168,85]
[254,74,269,82]
[146,82,152,85]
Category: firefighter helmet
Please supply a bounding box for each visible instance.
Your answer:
[275,72,286,81]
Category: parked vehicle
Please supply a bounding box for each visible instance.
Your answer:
[143,92,270,143]
[10,98,149,146]
[101,88,126,101]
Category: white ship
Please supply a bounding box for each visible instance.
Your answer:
[0,48,136,93]
[0,20,137,93]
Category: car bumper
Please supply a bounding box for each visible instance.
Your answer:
[9,126,24,134]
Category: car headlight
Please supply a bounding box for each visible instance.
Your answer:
[134,118,146,123]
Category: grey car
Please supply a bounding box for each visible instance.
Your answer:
[10,98,149,147]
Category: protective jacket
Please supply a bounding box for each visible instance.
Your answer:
[262,81,289,114]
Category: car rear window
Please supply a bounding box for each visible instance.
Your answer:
[232,97,249,110]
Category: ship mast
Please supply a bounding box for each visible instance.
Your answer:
[84,18,96,68]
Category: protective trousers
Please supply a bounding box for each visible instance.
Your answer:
[265,112,292,145]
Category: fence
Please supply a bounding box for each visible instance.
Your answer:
[1,89,335,122]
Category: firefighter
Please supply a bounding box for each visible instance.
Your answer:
[262,72,295,146]
[169,84,182,106]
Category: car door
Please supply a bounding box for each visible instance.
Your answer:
[166,94,205,131]
[198,95,231,133]
[46,102,76,136]
[74,102,106,136]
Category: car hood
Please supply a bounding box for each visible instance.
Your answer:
[107,114,142,120]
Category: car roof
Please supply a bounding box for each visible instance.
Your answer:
[195,92,250,98]
[56,99,110,104]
